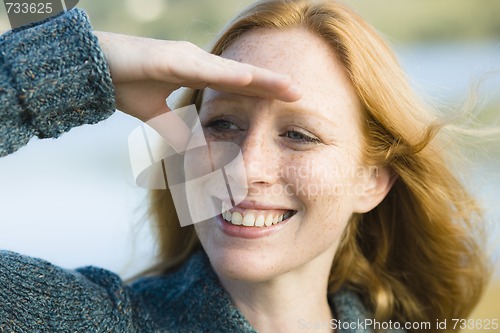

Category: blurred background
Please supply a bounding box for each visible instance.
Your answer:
[0,0,499,330]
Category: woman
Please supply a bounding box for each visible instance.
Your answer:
[0,1,489,333]
[147,0,490,332]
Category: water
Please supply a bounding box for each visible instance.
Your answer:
[397,42,500,104]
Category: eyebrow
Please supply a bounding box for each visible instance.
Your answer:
[201,94,338,128]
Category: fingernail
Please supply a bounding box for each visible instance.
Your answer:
[287,84,302,97]
[278,74,291,82]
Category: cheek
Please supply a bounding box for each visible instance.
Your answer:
[284,152,359,226]
[286,153,357,200]
[194,222,210,245]
[194,219,222,262]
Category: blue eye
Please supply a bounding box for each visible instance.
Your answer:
[282,130,320,144]
[206,118,237,131]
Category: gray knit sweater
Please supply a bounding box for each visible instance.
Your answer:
[0,9,114,156]
[0,9,406,333]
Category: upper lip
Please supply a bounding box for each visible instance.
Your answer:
[233,200,295,211]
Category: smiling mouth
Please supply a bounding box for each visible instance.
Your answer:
[221,208,297,227]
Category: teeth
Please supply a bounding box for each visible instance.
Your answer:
[222,208,295,227]
[264,215,273,227]
[242,213,255,227]
[255,215,265,227]
[231,212,243,225]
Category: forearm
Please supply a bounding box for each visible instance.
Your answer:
[0,9,116,157]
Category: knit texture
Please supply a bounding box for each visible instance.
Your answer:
[0,250,406,333]
[0,7,406,333]
[0,8,115,157]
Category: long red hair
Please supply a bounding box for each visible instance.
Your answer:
[146,1,489,331]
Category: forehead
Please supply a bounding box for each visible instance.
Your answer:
[209,28,361,125]
[223,28,344,89]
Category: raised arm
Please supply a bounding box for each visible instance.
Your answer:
[94,31,301,122]
[0,9,301,157]
[0,9,115,157]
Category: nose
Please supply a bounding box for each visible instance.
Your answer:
[239,129,281,187]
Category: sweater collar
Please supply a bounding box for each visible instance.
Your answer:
[172,251,377,333]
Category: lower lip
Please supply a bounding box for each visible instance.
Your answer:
[216,213,294,239]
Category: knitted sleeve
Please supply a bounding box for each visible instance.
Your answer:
[0,9,115,157]
[0,250,152,332]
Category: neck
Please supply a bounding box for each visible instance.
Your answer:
[218,255,335,333]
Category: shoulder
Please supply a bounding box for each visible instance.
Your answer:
[331,288,407,333]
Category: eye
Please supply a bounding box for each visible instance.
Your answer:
[205,117,238,132]
[281,130,321,144]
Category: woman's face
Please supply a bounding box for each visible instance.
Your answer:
[194,28,378,282]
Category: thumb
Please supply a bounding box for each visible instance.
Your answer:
[145,109,192,154]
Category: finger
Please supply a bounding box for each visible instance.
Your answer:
[114,81,174,121]
[231,67,302,102]
[207,81,302,103]
[166,48,301,102]
[146,110,191,154]
[201,56,303,101]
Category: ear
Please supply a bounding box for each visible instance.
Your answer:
[352,166,397,214]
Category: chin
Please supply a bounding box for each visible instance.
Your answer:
[195,216,293,282]
[200,238,287,283]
